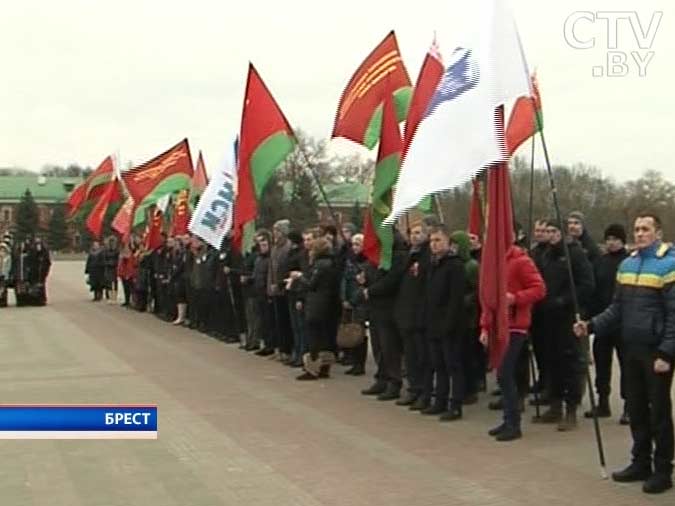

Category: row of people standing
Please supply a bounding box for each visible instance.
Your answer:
[0,233,51,307]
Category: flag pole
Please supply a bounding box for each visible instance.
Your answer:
[536,120,608,480]
[296,143,347,242]
[434,194,445,224]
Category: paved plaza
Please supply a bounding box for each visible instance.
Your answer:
[0,261,672,505]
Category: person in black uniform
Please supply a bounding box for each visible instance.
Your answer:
[585,224,630,423]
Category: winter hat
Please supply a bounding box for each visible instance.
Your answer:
[567,211,585,224]
[449,231,472,262]
[342,222,357,235]
[604,224,627,244]
[273,219,291,236]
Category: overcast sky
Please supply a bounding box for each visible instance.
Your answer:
[0,0,672,182]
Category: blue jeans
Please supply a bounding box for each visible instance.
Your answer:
[497,333,527,428]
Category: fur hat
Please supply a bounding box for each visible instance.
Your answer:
[604,224,627,244]
[567,211,585,224]
[273,219,290,236]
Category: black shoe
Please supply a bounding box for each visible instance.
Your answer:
[396,393,418,406]
[488,398,503,411]
[496,426,522,442]
[491,388,501,397]
[584,397,611,418]
[439,406,462,422]
[463,393,479,405]
[643,474,673,494]
[296,371,318,381]
[410,397,430,411]
[255,348,274,357]
[345,365,365,375]
[612,463,653,483]
[290,359,304,368]
[488,423,506,436]
[361,382,387,396]
[244,344,259,352]
[377,385,401,401]
[421,404,446,415]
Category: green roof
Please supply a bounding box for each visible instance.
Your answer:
[282,181,369,206]
[0,176,83,203]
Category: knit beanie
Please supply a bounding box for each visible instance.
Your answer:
[273,219,290,236]
[567,211,585,224]
[604,224,627,244]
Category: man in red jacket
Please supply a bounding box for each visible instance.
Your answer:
[480,244,546,441]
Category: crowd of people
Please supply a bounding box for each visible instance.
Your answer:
[0,207,672,494]
[0,232,51,307]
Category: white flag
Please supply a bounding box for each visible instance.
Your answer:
[188,140,238,249]
[156,193,172,214]
[386,0,530,223]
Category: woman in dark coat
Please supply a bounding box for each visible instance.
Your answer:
[290,237,340,380]
[103,236,120,304]
[85,241,105,301]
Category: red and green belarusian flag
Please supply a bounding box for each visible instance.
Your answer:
[506,73,543,155]
[190,151,209,207]
[85,177,122,238]
[404,37,445,214]
[332,31,412,149]
[112,196,134,243]
[232,63,296,252]
[362,91,401,270]
[120,138,194,228]
[67,155,116,217]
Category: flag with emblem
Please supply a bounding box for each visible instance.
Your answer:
[171,189,191,236]
[386,0,531,223]
[67,156,116,217]
[332,31,412,149]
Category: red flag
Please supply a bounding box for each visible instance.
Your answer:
[85,179,122,239]
[233,63,296,252]
[468,179,483,236]
[506,73,543,156]
[67,156,115,217]
[479,160,514,370]
[332,31,412,149]
[191,151,209,198]
[121,139,193,213]
[403,38,444,156]
[144,208,164,251]
[170,189,191,236]
[112,197,134,243]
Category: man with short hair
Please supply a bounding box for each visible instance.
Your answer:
[575,214,675,494]
[422,224,466,421]
[567,211,601,264]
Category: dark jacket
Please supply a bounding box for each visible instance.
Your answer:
[103,247,119,283]
[577,230,601,264]
[590,248,628,317]
[591,242,675,360]
[85,250,105,290]
[253,251,270,298]
[299,252,340,323]
[424,251,466,340]
[393,242,430,333]
[341,252,370,323]
[536,239,595,318]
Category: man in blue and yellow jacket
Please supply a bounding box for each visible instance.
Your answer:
[575,213,675,495]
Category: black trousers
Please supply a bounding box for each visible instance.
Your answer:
[592,333,625,399]
[306,319,332,359]
[545,313,583,406]
[530,316,548,391]
[121,280,132,305]
[370,310,403,388]
[429,337,464,407]
[498,333,528,428]
[367,321,385,384]
[401,329,428,397]
[624,347,674,475]
[271,296,293,354]
[462,328,485,396]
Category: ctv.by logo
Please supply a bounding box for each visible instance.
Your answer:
[564,11,662,77]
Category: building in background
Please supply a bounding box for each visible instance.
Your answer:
[0,175,83,250]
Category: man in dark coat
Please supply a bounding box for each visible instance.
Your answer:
[103,236,120,304]
[85,241,105,301]
[359,229,408,401]
[567,211,601,264]
[421,224,467,421]
[534,220,595,431]
[585,224,630,423]
[393,220,431,407]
